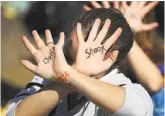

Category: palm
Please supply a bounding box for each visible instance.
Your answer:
[83,1,159,33]
[123,9,145,32]
[76,43,108,75]
[21,30,56,80]
[121,1,159,33]
[74,19,121,76]
[35,46,55,79]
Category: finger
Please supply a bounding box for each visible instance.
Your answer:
[104,28,122,50]
[57,32,65,47]
[45,29,54,46]
[102,1,110,8]
[54,45,66,65]
[83,5,92,11]
[143,1,159,16]
[77,23,84,44]
[95,19,111,44]
[120,5,124,13]
[87,18,101,43]
[21,60,37,74]
[114,1,120,9]
[32,30,45,48]
[103,50,119,69]
[138,1,147,8]
[105,50,119,61]
[141,22,159,31]
[130,1,138,7]
[22,36,37,55]
[122,1,128,9]
[90,1,102,8]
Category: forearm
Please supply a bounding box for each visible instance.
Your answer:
[15,83,70,116]
[64,67,125,113]
[128,41,164,94]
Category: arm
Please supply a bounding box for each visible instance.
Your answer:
[62,68,153,115]
[6,30,72,116]
[83,1,159,33]
[15,83,70,116]
[127,41,164,94]
[84,1,163,94]
[53,20,152,114]
[6,76,71,116]
[64,66,125,113]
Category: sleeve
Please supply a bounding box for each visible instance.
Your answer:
[5,76,50,116]
[112,84,153,116]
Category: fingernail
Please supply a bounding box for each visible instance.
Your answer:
[22,36,26,39]
[77,23,81,26]
[96,18,101,23]
[118,27,122,32]
[106,19,111,23]
[60,32,64,36]
[155,23,159,26]
[45,29,50,32]
[20,60,24,64]
[77,23,82,29]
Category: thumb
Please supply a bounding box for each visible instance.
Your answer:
[54,45,67,64]
[142,22,159,31]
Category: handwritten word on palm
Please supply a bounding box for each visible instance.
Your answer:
[74,19,122,76]
[21,30,68,81]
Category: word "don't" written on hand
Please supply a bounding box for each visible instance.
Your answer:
[43,46,55,64]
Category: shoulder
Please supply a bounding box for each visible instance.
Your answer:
[6,76,49,116]
[100,69,132,86]
[113,84,153,116]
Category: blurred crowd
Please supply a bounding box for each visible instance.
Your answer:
[1,1,164,116]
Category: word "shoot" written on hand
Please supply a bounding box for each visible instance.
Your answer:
[85,45,106,59]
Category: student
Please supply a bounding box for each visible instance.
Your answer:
[6,8,153,116]
[84,1,164,116]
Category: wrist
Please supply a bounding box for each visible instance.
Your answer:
[72,63,90,76]
[53,65,74,87]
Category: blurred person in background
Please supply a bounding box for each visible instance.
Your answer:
[84,1,164,116]
[6,5,153,116]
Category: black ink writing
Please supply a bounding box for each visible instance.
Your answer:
[85,45,106,59]
[43,46,55,64]
[43,58,49,64]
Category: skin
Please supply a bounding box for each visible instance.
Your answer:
[83,1,159,33]
[15,19,125,116]
[128,41,164,95]
[11,2,162,116]
[83,1,163,94]
[68,20,119,76]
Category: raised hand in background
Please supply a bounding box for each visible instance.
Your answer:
[83,1,159,33]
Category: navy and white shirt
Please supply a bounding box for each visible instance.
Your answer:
[6,69,153,116]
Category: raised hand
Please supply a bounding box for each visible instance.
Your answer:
[120,1,159,33]
[21,30,68,81]
[83,1,159,33]
[83,1,120,11]
[83,1,111,11]
[74,19,121,76]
